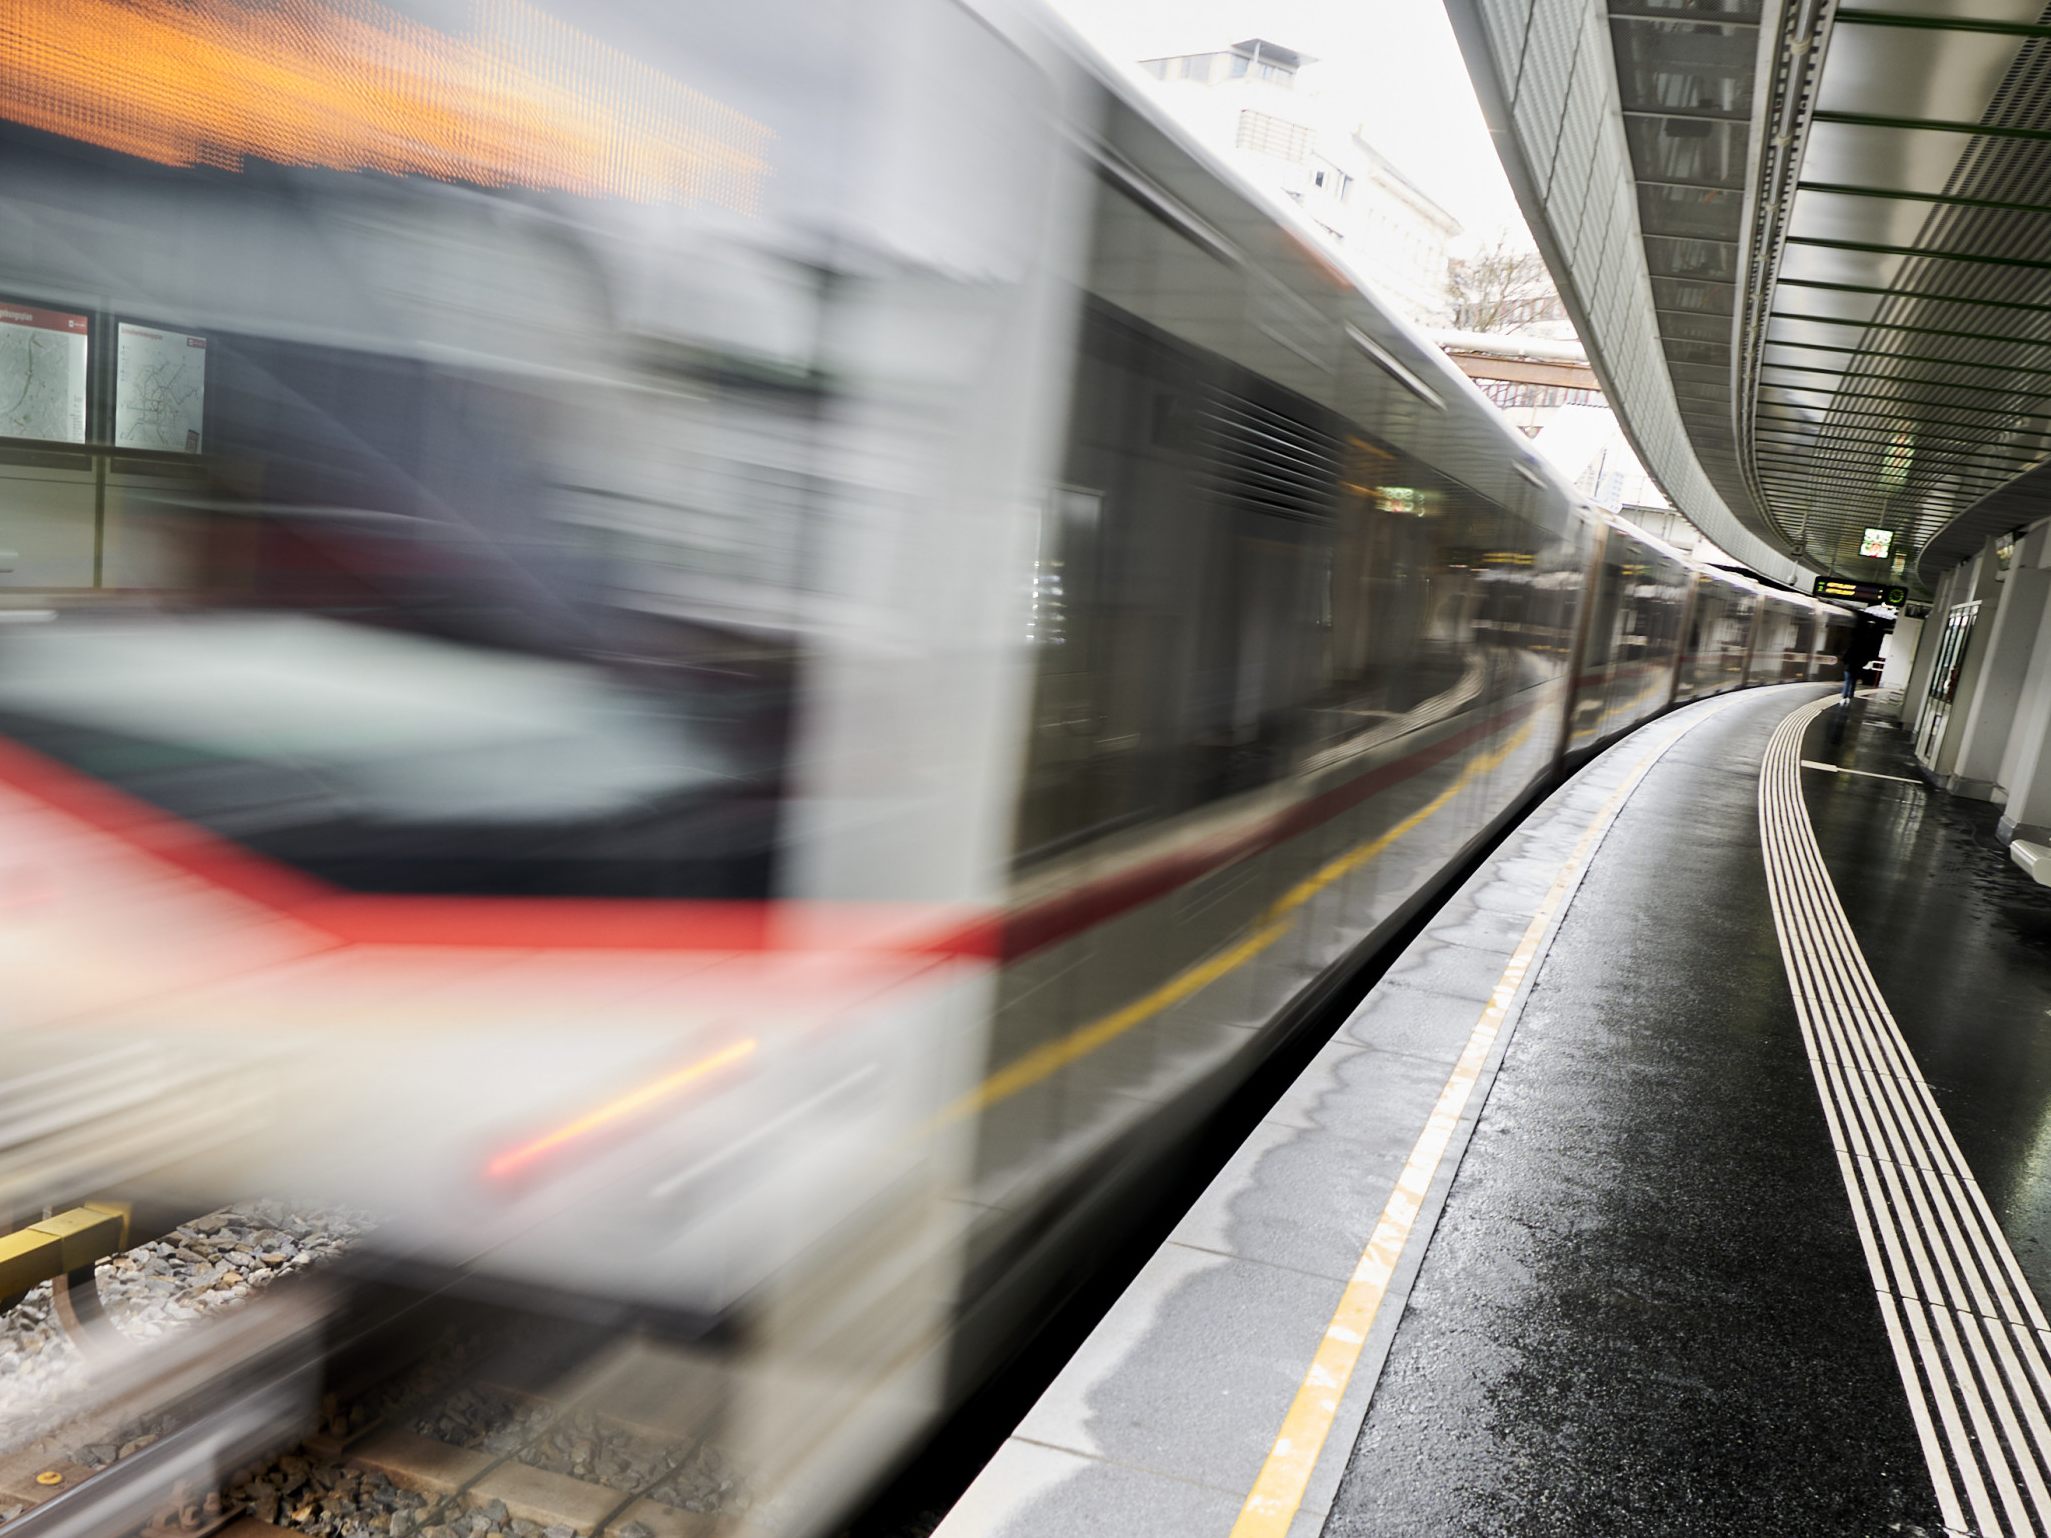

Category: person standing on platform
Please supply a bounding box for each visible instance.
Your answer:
[1838,612,1887,702]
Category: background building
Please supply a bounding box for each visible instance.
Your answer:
[1137,40,1461,328]
[1435,330,1715,545]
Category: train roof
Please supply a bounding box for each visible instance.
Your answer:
[1036,10,1589,498]
[1602,511,1693,568]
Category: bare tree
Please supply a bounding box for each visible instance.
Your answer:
[1447,239,1566,334]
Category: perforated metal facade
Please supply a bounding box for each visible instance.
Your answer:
[1455,0,2051,593]
[1447,0,1807,586]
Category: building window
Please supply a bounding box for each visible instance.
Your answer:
[1311,166,1353,200]
[1236,109,1311,162]
[1141,53,1210,82]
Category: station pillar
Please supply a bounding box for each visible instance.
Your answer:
[1877,615,1923,695]
[1916,545,2002,786]
[1996,611,2051,842]
[1987,528,2051,842]
[1951,532,2051,796]
[1892,599,1943,725]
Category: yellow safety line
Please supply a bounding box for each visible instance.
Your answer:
[943,721,1536,1122]
[1570,670,1669,749]
[1227,696,1737,1538]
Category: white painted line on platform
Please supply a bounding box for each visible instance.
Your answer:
[1763,693,2051,1537]
[1800,758,1924,785]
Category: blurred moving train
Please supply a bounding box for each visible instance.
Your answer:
[0,0,1852,1523]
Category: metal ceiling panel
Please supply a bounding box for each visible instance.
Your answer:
[1763,287,1886,326]
[1798,121,1977,200]
[1644,232,1740,280]
[1664,336,1733,365]
[1766,324,1888,367]
[1611,17,1758,114]
[1861,291,2051,332]
[1782,189,1952,248]
[1639,182,1746,239]
[1757,384,1840,408]
[1845,0,2046,21]
[1813,27,2026,122]
[1618,0,1765,19]
[1662,308,1734,343]
[1653,274,1737,312]
[1657,184,1749,239]
[1775,240,1911,289]
[1668,358,1732,386]
[1621,111,1751,187]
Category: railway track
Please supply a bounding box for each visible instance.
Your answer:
[255,1322,762,1538]
[0,1261,760,1538]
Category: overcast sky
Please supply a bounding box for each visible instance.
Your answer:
[1046,0,1529,244]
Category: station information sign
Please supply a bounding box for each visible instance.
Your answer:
[0,300,89,444]
[115,322,207,453]
[1813,576,1908,606]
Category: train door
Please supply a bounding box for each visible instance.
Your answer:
[1569,537,1625,751]
[1746,599,1786,684]
[1641,553,1689,714]
[1791,605,1819,681]
[1665,570,1698,705]
[1609,538,1649,728]
[1678,577,1715,700]
[1730,591,1761,687]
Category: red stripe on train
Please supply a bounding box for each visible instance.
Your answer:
[0,738,998,957]
[999,691,1549,960]
[0,688,1551,962]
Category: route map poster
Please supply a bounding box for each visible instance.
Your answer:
[116,321,206,452]
[0,301,89,444]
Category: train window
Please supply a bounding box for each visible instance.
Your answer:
[1014,162,1577,863]
[1346,324,1444,411]
[0,0,1054,902]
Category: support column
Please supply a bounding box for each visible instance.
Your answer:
[1997,600,2051,840]
[1896,571,1951,728]
[1920,547,2000,784]
[1951,528,2051,796]
[1877,615,1922,693]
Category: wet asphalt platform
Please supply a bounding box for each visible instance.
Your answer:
[936,682,2051,1537]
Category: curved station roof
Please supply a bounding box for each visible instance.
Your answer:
[1447,0,2051,592]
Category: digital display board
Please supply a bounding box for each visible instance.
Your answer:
[0,300,89,444]
[1859,527,1894,558]
[1814,576,1908,606]
[115,322,207,453]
